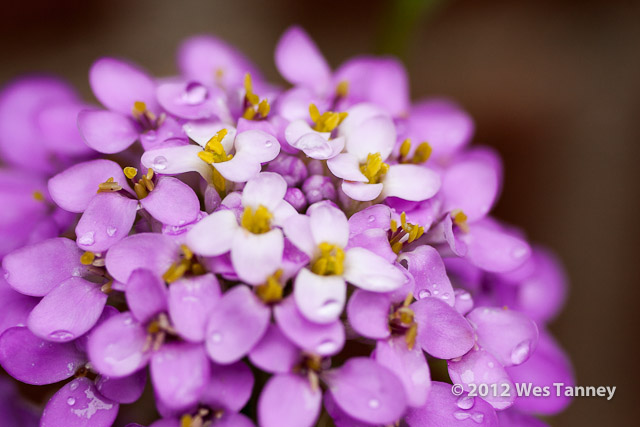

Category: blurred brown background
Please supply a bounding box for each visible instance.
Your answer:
[2,0,639,425]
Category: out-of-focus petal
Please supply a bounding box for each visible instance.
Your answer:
[168,274,221,342]
[382,164,440,202]
[398,245,455,306]
[185,209,238,257]
[231,229,284,285]
[105,233,178,283]
[77,109,139,154]
[95,369,147,404]
[346,289,391,340]
[259,373,322,427]
[461,221,531,273]
[156,80,223,120]
[343,247,407,292]
[249,323,300,374]
[294,269,346,324]
[125,269,168,324]
[201,361,254,412]
[141,177,200,226]
[344,114,395,162]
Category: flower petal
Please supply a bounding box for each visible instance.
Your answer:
[48,159,134,213]
[234,129,280,163]
[212,151,262,183]
[294,269,346,324]
[77,109,139,154]
[346,289,391,340]
[341,181,383,202]
[412,297,475,359]
[2,237,85,297]
[75,192,138,252]
[28,277,107,342]
[95,369,147,404]
[249,323,300,374]
[241,172,287,211]
[140,177,200,226]
[327,153,368,182]
[231,229,284,285]
[461,221,531,273]
[183,121,236,149]
[397,245,455,306]
[141,145,213,182]
[0,279,38,335]
[258,373,322,427]
[156,80,223,120]
[201,361,254,412]
[185,209,238,257]
[326,357,407,425]
[168,274,221,342]
[347,204,392,236]
[40,377,118,427]
[125,268,168,324]
[344,114,395,162]
[87,312,150,377]
[151,342,210,411]
[105,233,179,283]
[382,164,441,202]
[308,201,349,248]
[89,57,158,114]
[274,297,345,356]
[374,337,431,408]
[0,326,85,385]
[343,247,407,292]
[282,214,315,257]
[205,286,270,364]
[275,26,331,93]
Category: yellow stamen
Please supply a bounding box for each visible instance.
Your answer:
[391,241,403,254]
[32,191,45,201]
[256,270,283,303]
[123,167,137,180]
[199,129,232,165]
[311,242,345,276]
[241,205,273,234]
[336,80,349,97]
[399,138,411,159]
[403,292,414,307]
[412,142,432,164]
[97,177,123,193]
[309,104,321,123]
[242,106,257,120]
[242,73,269,119]
[243,73,254,101]
[100,281,113,294]
[80,251,95,265]
[132,101,147,119]
[180,415,193,427]
[451,209,469,233]
[390,219,398,233]
[400,212,408,230]
[405,322,418,350]
[257,99,270,117]
[309,103,348,133]
[162,260,190,283]
[133,182,148,199]
[359,152,389,184]
[181,245,193,260]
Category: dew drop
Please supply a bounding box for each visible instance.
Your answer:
[49,330,74,341]
[78,231,95,246]
[456,395,475,410]
[3,271,9,280]
[441,292,450,300]
[182,82,208,105]
[152,156,168,171]
[210,332,222,344]
[471,413,485,423]
[453,411,471,420]
[265,140,273,148]
[418,289,431,299]
[512,247,528,259]
[432,290,439,296]
[488,361,494,368]
[318,299,340,316]
[315,339,337,354]
[144,130,157,142]
[510,340,531,365]
[106,226,117,237]
[67,397,76,406]
[368,399,380,409]
[367,215,376,223]
[70,382,79,391]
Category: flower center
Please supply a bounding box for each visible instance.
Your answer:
[198,129,233,164]
[360,152,389,184]
[162,245,205,283]
[131,101,164,130]
[255,270,283,303]
[389,212,425,253]
[398,138,432,164]
[451,209,469,233]
[310,242,345,276]
[122,167,156,199]
[241,205,273,234]
[242,73,270,120]
[388,293,418,349]
[309,103,348,133]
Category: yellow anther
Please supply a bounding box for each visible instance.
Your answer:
[242,107,257,120]
[198,151,215,164]
[390,219,398,233]
[180,415,193,427]
[400,212,408,231]
[80,251,95,265]
[100,281,113,294]
[32,191,45,201]
[243,73,254,98]
[309,104,348,133]
[311,242,345,276]
[212,168,226,194]
[146,168,154,180]
[397,307,414,325]
[191,263,205,276]
[360,152,389,184]
[405,322,418,350]
[452,209,469,233]
[133,182,148,200]
[162,259,190,284]
[336,80,349,97]
[403,293,414,307]
[241,205,273,234]
[97,177,123,193]
[147,320,161,334]
[256,270,284,303]
[181,245,193,260]
[412,142,432,164]
[132,101,147,118]
[309,104,321,123]
[215,68,225,81]
[257,99,271,117]
[199,129,233,170]
[123,167,137,179]
[399,139,411,159]
[391,241,403,254]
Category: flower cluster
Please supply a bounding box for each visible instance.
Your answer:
[0,27,573,427]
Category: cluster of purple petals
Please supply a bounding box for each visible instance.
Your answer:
[0,26,573,427]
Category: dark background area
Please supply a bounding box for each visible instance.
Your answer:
[2,0,639,425]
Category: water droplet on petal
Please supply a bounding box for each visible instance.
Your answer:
[49,330,74,341]
[368,399,380,409]
[210,332,222,344]
[453,411,471,420]
[418,289,431,299]
[143,130,157,142]
[106,226,117,237]
[441,292,450,300]
[318,299,340,316]
[265,140,273,148]
[3,271,9,280]
[78,231,95,246]
[432,290,439,295]
[488,361,494,368]
[511,340,531,365]
[67,397,76,406]
[367,215,376,223]
[152,156,168,171]
[471,413,485,423]
[512,247,528,259]
[182,82,208,105]
[315,339,337,354]
[457,395,475,410]
[70,382,79,391]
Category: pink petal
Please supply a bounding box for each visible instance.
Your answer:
[125,269,168,324]
[294,269,346,324]
[89,57,158,114]
[0,279,38,335]
[283,214,315,257]
[87,312,150,377]
[275,26,331,94]
[346,290,391,340]
[0,326,85,385]
[341,181,383,201]
[241,172,287,211]
[141,177,200,226]
[347,228,396,263]
[168,274,221,342]
[343,247,407,292]
[201,361,255,412]
[308,201,349,248]
[461,221,531,273]
[327,153,368,182]
[185,209,238,257]
[150,342,210,411]
[231,229,283,285]
[397,245,455,305]
[249,323,300,374]
[156,80,223,120]
[205,286,270,364]
[41,377,118,427]
[212,151,262,183]
[234,129,280,163]
[412,297,475,359]
[344,114,395,162]
[141,145,213,181]
[75,192,138,252]
[77,109,139,154]
[28,277,107,342]
[105,233,179,283]
[95,369,147,404]
[2,237,85,297]
[382,164,441,202]
[48,159,134,213]
[347,204,392,236]
[326,357,407,425]
[258,373,322,427]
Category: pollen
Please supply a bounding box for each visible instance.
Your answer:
[389,212,424,253]
[123,167,137,179]
[359,152,389,184]
[311,242,345,276]
[132,101,147,119]
[241,205,273,234]
[97,177,123,193]
[398,139,432,164]
[309,103,348,133]
[32,190,45,201]
[243,73,270,120]
[336,80,349,97]
[451,209,469,233]
[256,270,284,303]
[80,251,95,265]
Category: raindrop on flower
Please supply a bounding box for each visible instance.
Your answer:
[368,399,380,409]
[418,289,431,299]
[70,382,79,391]
[453,411,471,421]
[510,340,531,365]
[106,226,117,237]
[78,231,95,246]
[367,215,376,223]
[456,395,475,410]
[210,332,222,344]
[152,156,168,171]
[316,339,337,354]
[66,397,76,406]
[471,413,485,423]
[182,82,208,105]
[49,330,74,341]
